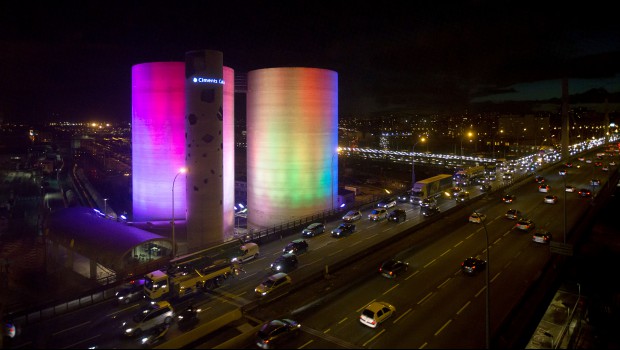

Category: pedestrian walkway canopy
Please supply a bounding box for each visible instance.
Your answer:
[46,206,172,275]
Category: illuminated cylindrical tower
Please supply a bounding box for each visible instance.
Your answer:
[185,50,225,250]
[131,62,186,222]
[247,67,338,229]
[222,66,235,241]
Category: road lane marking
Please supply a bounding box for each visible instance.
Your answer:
[328,249,344,257]
[393,308,412,324]
[434,319,452,336]
[491,272,501,283]
[299,340,314,348]
[53,321,91,336]
[338,317,348,324]
[419,342,428,348]
[63,334,100,349]
[405,270,420,280]
[418,292,433,305]
[453,240,464,248]
[107,304,139,317]
[424,259,436,268]
[475,286,487,298]
[437,278,451,289]
[466,232,475,239]
[363,328,385,347]
[383,284,399,295]
[440,249,451,257]
[366,233,378,240]
[324,328,331,333]
[238,271,257,281]
[493,237,502,245]
[457,301,471,315]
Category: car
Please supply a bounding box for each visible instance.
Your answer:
[590,179,601,186]
[578,188,592,197]
[544,195,558,204]
[255,319,301,349]
[479,183,492,192]
[577,156,585,161]
[397,191,412,203]
[255,273,292,297]
[122,301,174,337]
[505,209,522,220]
[488,174,497,181]
[585,158,592,163]
[532,230,553,244]
[331,223,356,237]
[461,257,487,275]
[502,173,513,180]
[449,187,463,197]
[610,161,616,166]
[502,194,516,203]
[377,197,397,208]
[283,239,308,255]
[368,208,388,221]
[594,161,603,167]
[379,259,409,279]
[535,176,545,183]
[602,166,609,172]
[515,219,535,231]
[301,222,325,237]
[565,185,576,193]
[420,197,437,207]
[559,169,567,176]
[538,185,550,193]
[359,301,396,328]
[116,278,145,304]
[270,253,299,273]
[565,162,573,168]
[342,210,362,222]
[468,212,487,224]
[455,191,470,202]
[388,209,407,223]
[421,205,440,217]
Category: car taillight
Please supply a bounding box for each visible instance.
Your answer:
[389,271,393,275]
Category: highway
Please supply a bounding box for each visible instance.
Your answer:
[6,146,618,349]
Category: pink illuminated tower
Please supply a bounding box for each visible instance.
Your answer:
[131,62,186,222]
[222,66,235,241]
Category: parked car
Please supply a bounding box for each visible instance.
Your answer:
[255,319,301,349]
[122,301,174,337]
[255,273,292,297]
[379,259,409,279]
[331,223,356,237]
[342,210,362,222]
[368,208,388,221]
[301,222,325,237]
[270,253,299,273]
[461,257,487,275]
[468,212,487,224]
[388,209,407,223]
[359,301,396,328]
[283,239,308,255]
[377,197,397,208]
[532,230,553,244]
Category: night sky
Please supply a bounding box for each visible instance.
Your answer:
[1,1,620,123]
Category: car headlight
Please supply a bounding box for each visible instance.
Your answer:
[117,296,124,300]
[125,327,133,334]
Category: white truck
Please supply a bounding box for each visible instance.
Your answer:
[410,174,454,205]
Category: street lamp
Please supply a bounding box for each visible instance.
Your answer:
[474,210,491,349]
[103,198,108,219]
[411,137,426,190]
[171,167,187,258]
[461,130,473,158]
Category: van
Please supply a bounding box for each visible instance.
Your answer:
[232,242,260,263]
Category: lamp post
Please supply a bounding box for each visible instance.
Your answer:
[474,210,491,349]
[103,198,108,219]
[411,137,426,190]
[171,167,187,258]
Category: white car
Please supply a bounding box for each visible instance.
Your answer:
[368,208,388,221]
[342,210,362,222]
[359,301,395,328]
[610,161,616,166]
[377,198,397,208]
[544,195,558,204]
[565,185,576,193]
[538,185,550,193]
[468,212,486,224]
[558,169,566,176]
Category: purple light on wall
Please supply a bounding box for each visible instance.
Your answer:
[223,66,235,240]
[132,62,186,222]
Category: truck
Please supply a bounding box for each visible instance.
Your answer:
[410,174,454,205]
[453,165,485,186]
[144,258,241,301]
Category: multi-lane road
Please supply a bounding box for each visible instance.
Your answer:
[6,147,618,349]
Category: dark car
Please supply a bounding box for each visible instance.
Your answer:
[502,194,516,203]
[116,278,145,304]
[461,257,487,275]
[283,239,308,255]
[388,209,407,223]
[480,183,492,192]
[420,197,437,207]
[379,259,409,279]
[590,179,601,186]
[270,253,299,273]
[578,188,592,197]
[397,190,412,203]
[255,318,301,349]
[331,223,356,237]
[535,176,545,184]
[301,222,325,237]
[505,209,522,220]
[532,230,553,244]
[421,205,440,217]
